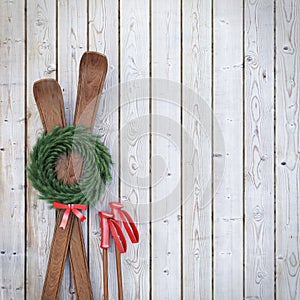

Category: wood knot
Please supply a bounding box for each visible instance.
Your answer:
[252,205,263,222]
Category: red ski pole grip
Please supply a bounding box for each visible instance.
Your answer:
[99,211,113,249]
[109,202,139,244]
[109,202,124,224]
[121,210,139,243]
[108,218,127,253]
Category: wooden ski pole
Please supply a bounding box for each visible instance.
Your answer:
[99,211,127,300]
[115,247,124,300]
[99,212,113,300]
[109,202,139,300]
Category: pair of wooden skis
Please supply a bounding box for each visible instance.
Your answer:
[33,51,107,299]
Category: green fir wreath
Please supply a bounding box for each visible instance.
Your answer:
[27,125,112,205]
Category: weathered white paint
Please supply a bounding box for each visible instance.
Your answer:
[89,0,119,298]
[120,0,150,298]
[0,1,299,299]
[26,1,57,298]
[245,0,275,299]
[151,0,181,298]
[0,0,25,299]
[276,1,300,299]
[182,0,212,299]
[213,0,244,298]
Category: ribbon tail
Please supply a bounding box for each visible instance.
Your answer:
[72,208,86,222]
[60,208,71,230]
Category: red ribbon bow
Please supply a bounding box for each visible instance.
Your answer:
[53,201,87,230]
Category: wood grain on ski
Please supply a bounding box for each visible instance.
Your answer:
[63,52,108,185]
[33,78,94,300]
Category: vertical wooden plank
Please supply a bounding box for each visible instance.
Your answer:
[57,1,87,298]
[26,0,57,298]
[120,0,150,298]
[244,0,275,299]
[213,0,243,298]
[0,0,25,298]
[151,0,181,298]
[58,0,87,124]
[276,0,300,299]
[182,0,212,298]
[89,0,119,298]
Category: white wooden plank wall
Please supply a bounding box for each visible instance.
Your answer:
[276,0,300,299]
[26,1,57,298]
[245,0,275,299]
[213,0,243,298]
[0,0,300,299]
[182,0,212,298]
[0,1,25,299]
[120,0,150,298]
[88,0,119,299]
[152,1,181,299]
